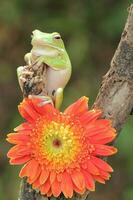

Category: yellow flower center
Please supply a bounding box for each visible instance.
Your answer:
[39,121,81,171]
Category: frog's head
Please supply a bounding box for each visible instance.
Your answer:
[31,30,71,70]
[31,30,65,52]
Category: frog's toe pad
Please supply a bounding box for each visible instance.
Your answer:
[28,95,54,107]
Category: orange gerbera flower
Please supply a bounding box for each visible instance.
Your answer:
[7,96,117,198]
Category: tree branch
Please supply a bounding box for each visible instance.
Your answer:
[18,4,133,200]
[93,4,133,133]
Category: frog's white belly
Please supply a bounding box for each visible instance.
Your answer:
[46,67,71,96]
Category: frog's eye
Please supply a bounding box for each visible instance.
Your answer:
[54,35,61,40]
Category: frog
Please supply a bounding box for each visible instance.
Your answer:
[17,30,72,109]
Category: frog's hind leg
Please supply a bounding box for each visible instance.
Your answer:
[24,53,32,65]
[28,95,54,107]
[28,88,63,109]
[55,88,63,109]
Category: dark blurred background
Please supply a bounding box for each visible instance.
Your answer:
[0,0,133,199]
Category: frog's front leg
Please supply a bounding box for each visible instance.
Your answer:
[24,53,32,65]
[34,56,44,67]
[17,66,25,91]
[54,88,63,109]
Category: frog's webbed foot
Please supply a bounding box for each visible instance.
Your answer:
[32,57,44,68]
[29,95,54,107]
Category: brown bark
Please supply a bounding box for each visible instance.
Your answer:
[18,4,133,200]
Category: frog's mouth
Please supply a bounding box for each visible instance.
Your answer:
[32,38,63,51]
[32,47,59,57]
[32,39,64,57]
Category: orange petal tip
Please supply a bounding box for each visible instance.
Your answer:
[112,147,118,154]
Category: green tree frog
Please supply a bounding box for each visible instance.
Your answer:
[17,30,72,109]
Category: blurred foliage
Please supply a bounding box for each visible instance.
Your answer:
[0,0,133,199]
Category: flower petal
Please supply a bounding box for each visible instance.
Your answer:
[39,169,49,185]
[99,170,111,180]
[27,167,41,184]
[80,109,102,125]
[73,184,85,194]
[47,189,52,197]
[7,133,30,144]
[32,178,41,189]
[71,171,85,191]
[7,145,31,158]
[26,159,40,181]
[82,170,95,191]
[91,156,113,172]
[61,171,73,198]
[14,122,32,131]
[50,171,56,184]
[51,178,61,197]
[93,175,105,184]
[40,179,51,195]
[19,159,40,184]
[64,96,88,116]
[10,155,31,165]
[18,98,40,122]
[19,162,29,178]
[88,133,116,144]
[87,160,99,175]
[85,119,112,137]
[31,97,58,116]
[93,144,117,156]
